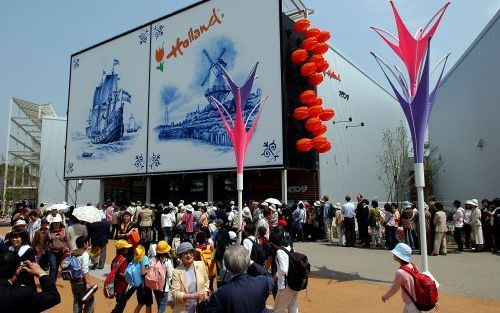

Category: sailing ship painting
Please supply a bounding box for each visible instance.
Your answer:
[71,58,141,161]
[86,59,132,144]
[154,46,262,148]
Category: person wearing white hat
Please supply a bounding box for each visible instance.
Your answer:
[381,243,421,312]
[44,214,71,282]
[181,205,195,240]
[469,199,484,252]
[463,200,473,249]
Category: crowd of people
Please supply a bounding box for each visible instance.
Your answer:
[0,198,308,313]
[1,194,499,313]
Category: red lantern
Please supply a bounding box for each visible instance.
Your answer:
[299,90,316,105]
[311,124,327,137]
[300,62,317,77]
[313,43,329,55]
[294,19,310,33]
[305,28,320,39]
[308,97,322,107]
[317,31,331,43]
[305,117,322,132]
[310,55,324,64]
[302,37,318,51]
[293,106,309,120]
[307,105,323,117]
[316,60,330,72]
[319,108,335,121]
[291,49,308,63]
[312,136,332,153]
[296,138,313,152]
[308,73,324,86]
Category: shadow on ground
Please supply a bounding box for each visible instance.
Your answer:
[310,265,393,285]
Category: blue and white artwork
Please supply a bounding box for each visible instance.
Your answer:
[148,0,283,172]
[65,27,150,178]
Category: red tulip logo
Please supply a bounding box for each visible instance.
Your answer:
[155,46,165,72]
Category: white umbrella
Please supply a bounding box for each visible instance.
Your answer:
[264,198,282,206]
[72,206,103,223]
[45,202,69,212]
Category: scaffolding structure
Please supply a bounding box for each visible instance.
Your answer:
[1,98,57,214]
[283,0,314,20]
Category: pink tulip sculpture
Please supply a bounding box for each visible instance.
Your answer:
[207,63,268,240]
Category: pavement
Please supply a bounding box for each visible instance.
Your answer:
[2,226,500,312]
[294,241,500,300]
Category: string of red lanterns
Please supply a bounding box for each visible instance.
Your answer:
[291,18,335,153]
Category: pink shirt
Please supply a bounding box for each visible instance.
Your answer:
[383,264,418,304]
[105,206,114,223]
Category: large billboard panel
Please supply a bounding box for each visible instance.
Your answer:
[147,0,283,173]
[65,27,151,178]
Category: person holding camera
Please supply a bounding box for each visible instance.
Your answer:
[0,251,61,312]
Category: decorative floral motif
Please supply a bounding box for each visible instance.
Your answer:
[134,154,145,171]
[66,162,74,175]
[261,140,280,163]
[138,28,149,45]
[153,25,164,40]
[149,153,161,169]
[72,58,80,70]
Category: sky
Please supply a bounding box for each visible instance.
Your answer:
[0,0,498,158]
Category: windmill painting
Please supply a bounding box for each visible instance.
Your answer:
[154,42,262,148]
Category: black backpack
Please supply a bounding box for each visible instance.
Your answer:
[249,238,266,266]
[280,248,310,291]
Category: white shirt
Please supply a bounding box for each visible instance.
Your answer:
[464,209,472,224]
[453,207,464,228]
[77,251,91,276]
[161,212,176,228]
[276,245,291,290]
[255,218,269,239]
[243,235,256,258]
[28,219,41,243]
[160,258,174,292]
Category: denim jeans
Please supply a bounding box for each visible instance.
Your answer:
[153,290,169,313]
[163,227,173,245]
[48,250,64,282]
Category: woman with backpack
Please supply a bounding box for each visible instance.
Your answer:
[381,243,437,313]
[270,227,299,313]
[125,245,153,313]
[42,215,71,282]
[146,241,174,313]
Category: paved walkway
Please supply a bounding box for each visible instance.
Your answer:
[294,241,500,300]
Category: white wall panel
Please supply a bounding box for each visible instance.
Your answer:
[319,48,402,202]
[429,14,500,202]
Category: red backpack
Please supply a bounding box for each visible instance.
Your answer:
[104,255,126,299]
[400,264,438,311]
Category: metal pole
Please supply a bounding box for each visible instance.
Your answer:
[207,173,214,202]
[146,176,151,204]
[415,162,429,272]
[237,172,243,244]
[2,99,13,214]
[281,169,288,207]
